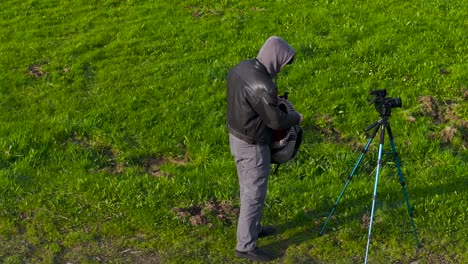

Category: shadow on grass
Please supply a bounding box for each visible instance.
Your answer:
[263,210,325,260]
[262,172,468,260]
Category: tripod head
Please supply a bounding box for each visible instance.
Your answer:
[369,89,402,118]
[365,89,402,132]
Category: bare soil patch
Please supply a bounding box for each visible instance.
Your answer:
[360,214,382,229]
[67,134,126,175]
[59,237,160,264]
[417,96,440,121]
[28,63,47,77]
[172,200,239,227]
[66,134,191,176]
[143,154,189,178]
[417,95,465,124]
[440,126,458,144]
[313,114,349,143]
[416,94,467,145]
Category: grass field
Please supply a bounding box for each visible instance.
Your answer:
[0,0,467,263]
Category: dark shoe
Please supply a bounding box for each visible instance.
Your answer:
[236,247,275,262]
[258,225,276,238]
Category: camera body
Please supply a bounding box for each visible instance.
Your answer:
[370,89,402,117]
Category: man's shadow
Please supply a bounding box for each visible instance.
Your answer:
[261,200,332,260]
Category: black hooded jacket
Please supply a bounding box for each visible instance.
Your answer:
[226,36,301,145]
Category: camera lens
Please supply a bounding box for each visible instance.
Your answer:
[388,97,402,108]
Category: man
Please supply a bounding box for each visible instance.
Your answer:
[226,36,304,262]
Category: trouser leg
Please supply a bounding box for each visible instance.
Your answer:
[229,134,271,252]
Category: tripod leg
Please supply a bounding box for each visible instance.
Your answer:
[386,124,421,248]
[365,123,386,264]
[320,124,380,236]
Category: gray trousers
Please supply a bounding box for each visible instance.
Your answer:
[229,134,271,252]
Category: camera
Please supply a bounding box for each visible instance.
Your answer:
[370,89,402,117]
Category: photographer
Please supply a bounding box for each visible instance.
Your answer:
[226,36,304,262]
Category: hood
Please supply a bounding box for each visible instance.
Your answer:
[256,36,295,78]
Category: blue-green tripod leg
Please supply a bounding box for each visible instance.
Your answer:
[386,124,421,248]
[319,122,380,236]
[364,122,386,263]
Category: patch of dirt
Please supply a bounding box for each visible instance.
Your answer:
[28,63,47,77]
[404,111,417,123]
[349,140,366,153]
[143,154,189,178]
[118,248,161,264]
[306,114,369,151]
[361,214,371,229]
[186,5,223,18]
[67,134,126,175]
[416,95,467,145]
[412,248,456,264]
[417,96,440,120]
[205,200,240,224]
[417,95,465,125]
[59,236,161,264]
[460,120,468,129]
[172,205,209,226]
[360,214,382,229]
[440,126,458,144]
[439,68,450,75]
[67,133,191,176]
[143,157,167,177]
[314,114,348,143]
[103,162,129,175]
[89,144,123,174]
[172,200,239,227]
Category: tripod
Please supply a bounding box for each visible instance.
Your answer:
[319,114,421,263]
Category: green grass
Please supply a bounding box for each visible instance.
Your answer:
[0,0,467,263]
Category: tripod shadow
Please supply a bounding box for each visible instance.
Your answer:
[304,167,468,248]
[262,211,324,260]
[261,158,468,260]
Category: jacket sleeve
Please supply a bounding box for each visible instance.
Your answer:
[252,86,301,130]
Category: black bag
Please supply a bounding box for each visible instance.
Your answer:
[270,93,303,172]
